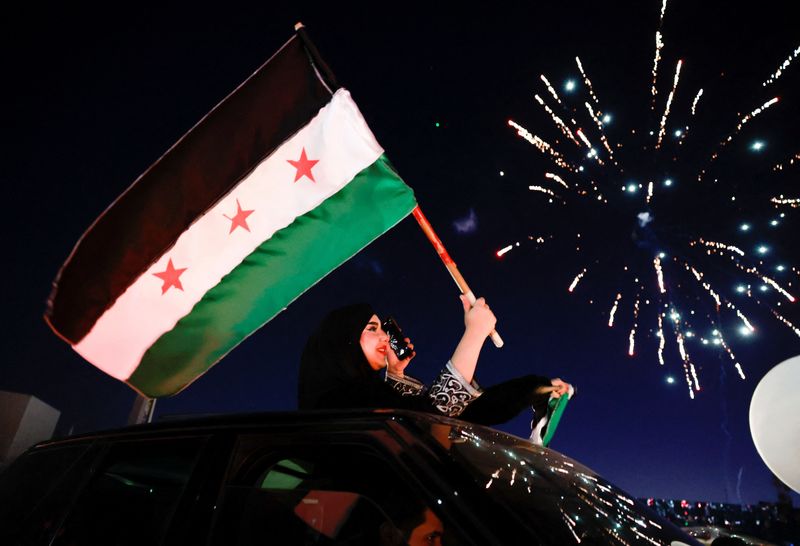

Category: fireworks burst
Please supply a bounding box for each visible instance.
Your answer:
[499,2,799,397]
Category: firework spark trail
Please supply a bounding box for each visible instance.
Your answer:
[540,74,563,105]
[650,0,669,109]
[609,293,622,326]
[545,172,569,188]
[682,261,757,334]
[691,243,796,307]
[576,129,604,165]
[725,97,779,142]
[698,97,780,167]
[528,185,564,203]
[669,309,701,396]
[656,59,683,149]
[535,94,580,146]
[628,296,640,356]
[574,56,619,164]
[529,185,561,200]
[735,309,755,333]
[718,334,746,380]
[722,259,798,302]
[585,102,617,162]
[677,88,704,145]
[686,263,721,307]
[770,196,800,207]
[691,89,704,115]
[772,153,800,171]
[762,45,800,86]
[673,324,697,399]
[654,256,666,293]
[694,239,745,256]
[686,254,789,336]
[651,30,665,106]
[497,244,514,257]
[657,313,666,365]
[700,97,781,180]
[568,269,587,292]
[658,0,667,24]
[508,119,575,170]
[770,308,800,338]
[495,236,550,259]
[761,276,796,302]
[576,56,600,107]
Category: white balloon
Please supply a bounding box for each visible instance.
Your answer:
[749,354,800,493]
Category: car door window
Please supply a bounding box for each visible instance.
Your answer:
[0,443,93,544]
[211,438,446,545]
[51,437,205,546]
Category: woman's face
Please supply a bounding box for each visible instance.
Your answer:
[360,314,389,371]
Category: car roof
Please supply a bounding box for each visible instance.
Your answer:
[32,409,471,448]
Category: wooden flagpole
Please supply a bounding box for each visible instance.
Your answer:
[411,206,504,348]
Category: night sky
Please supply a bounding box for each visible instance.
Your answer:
[3,2,799,505]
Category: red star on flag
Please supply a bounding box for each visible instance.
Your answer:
[223,199,254,233]
[153,258,187,294]
[287,147,319,182]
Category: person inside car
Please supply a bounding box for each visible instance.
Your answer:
[297,296,573,434]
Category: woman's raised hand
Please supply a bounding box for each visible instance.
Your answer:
[535,378,573,397]
[460,295,497,339]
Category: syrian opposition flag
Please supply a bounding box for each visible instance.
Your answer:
[45,27,416,397]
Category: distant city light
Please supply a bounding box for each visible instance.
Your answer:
[658,252,666,258]
[499,171,505,176]
[739,327,752,336]
[736,285,747,293]
[740,223,750,232]
[564,80,576,92]
[751,140,765,151]
[602,114,612,124]
[664,179,673,186]
[770,219,778,226]
[627,183,638,193]
[757,245,768,254]
[776,265,785,272]
[674,129,683,137]
[666,376,676,384]
[760,285,769,292]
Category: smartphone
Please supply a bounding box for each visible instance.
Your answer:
[381,316,414,360]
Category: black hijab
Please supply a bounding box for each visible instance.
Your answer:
[297,303,384,409]
[297,305,554,423]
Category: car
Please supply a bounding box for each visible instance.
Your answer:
[0,409,702,545]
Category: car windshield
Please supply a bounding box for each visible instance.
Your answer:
[422,418,700,545]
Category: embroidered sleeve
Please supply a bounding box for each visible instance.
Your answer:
[428,361,482,417]
[386,372,426,396]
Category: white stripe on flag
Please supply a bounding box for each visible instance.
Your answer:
[75,89,383,379]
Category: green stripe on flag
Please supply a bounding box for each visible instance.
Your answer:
[128,155,415,397]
